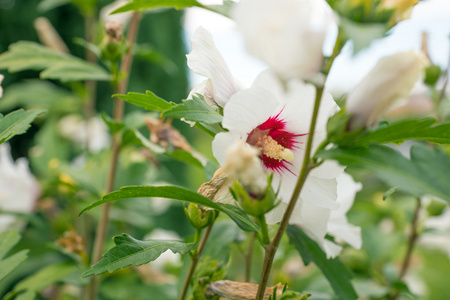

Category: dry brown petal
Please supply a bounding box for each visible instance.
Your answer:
[207,280,284,300]
[197,168,234,204]
[146,118,192,152]
[34,17,69,54]
[105,21,124,43]
[55,228,85,256]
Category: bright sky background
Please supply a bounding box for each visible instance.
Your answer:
[184,0,450,95]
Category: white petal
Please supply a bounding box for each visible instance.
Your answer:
[187,27,239,107]
[222,87,279,135]
[300,176,339,209]
[291,201,330,246]
[212,132,241,165]
[323,240,343,258]
[310,160,344,180]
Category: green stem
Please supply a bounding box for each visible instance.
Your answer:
[179,223,214,300]
[258,214,270,246]
[245,232,256,282]
[255,85,324,300]
[86,12,141,300]
[255,28,343,299]
[391,199,422,300]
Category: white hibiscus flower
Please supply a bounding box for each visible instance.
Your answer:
[187,26,242,108]
[212,70,347,252]
[232,0,335,80]
[0,143,40,232]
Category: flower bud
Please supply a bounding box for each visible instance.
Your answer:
[100,21,126,63]
[231,175,277,217]
[184,203,216,229]
[346,50,426,129]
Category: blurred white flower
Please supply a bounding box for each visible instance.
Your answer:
[419,204,450,258]
[58,115,110,153]
[324,173,362,258]
[0,74,4,98]
[187,26,242,108]
[0,143,40,232]
[212,70,345,250]
[144,229,182,270]
[346,50,426,128]
[232,0,335,80]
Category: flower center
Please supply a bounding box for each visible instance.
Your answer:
[246,111,304,174]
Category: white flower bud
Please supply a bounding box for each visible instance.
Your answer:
[232,0,335,80]
[223,139,266,195]
[346,50,426,128]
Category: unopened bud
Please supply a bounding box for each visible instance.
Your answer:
[346,50,426,129]
[100,21,126,63]
[231,174,277,217]
[184,203,216,229]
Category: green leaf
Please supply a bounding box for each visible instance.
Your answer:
[37,0,70,12]
[101,112,125,134]
[0,41,110,82]
[80,185,259,232]
[0,231,28,282]
[0,109,45,144]
[162,95,223,124]
[287,225,358,300]
[318,144,450,203]
[83,234,197,277]
[0,80,81,113]
[13,263,76,294]
[111,0,204,14]
[353,118,450,146]
[114,91,174,111]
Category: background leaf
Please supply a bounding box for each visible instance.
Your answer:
[112,0,204,14]
[352,118,450,146]
[0,41,110,82]
[318,144,450,203]
[162,95,223,124]
[80,185,259,232]
[0,231,28,282]
[287,225,358,300]
[0,109,45,144]
[115,91,174,111]
[83,234,197,277]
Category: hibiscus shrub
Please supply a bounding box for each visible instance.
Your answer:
[1,0,450,300]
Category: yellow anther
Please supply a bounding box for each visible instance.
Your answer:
[255,135,293,162]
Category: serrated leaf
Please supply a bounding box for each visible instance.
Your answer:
[287,225,358,300]
[353,118,450,146]
[0,109,45,144]
[79,185,259,232]
[162,95,223,124]
[0,41,110,82]
[101,112,125,134]
[83,234,197,277]
[111,0,204,14]
[115,90,174,111]
[318,144,450,203]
